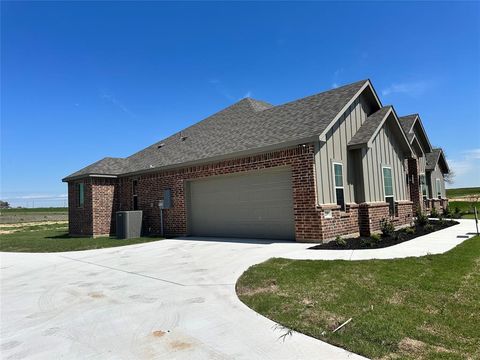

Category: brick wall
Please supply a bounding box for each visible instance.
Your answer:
[91,178,117,236]
[428,198,449,213]
[394,201,414,227]
[318,204,360,242]
[69,144,322,240]
[358,202,390,236]
[68,143,415,241]
[408,157,422,212]
[68,180,93,236]
[358,201,413,236]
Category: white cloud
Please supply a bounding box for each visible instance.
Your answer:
[3,194,68,200]
[331,68,344,89]
[447,149,480,188]
[101,92,136,117]
[243,91,252,98]
[381,81,430,97]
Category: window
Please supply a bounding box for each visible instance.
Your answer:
[419,174,427,199]
[76,182,84,208]
[132,180,138,210]
[436,178,442,199]
[333,162,345,211]
[382,166,395,215]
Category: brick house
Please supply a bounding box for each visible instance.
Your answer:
[63,79,449,242]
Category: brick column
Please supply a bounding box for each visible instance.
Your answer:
[408,157,422,213]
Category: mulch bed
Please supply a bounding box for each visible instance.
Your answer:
[309,220,459,250]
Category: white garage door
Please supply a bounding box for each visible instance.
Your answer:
[187,167,295,240]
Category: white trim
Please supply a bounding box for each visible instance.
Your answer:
[436,178,442,199]
[420,173,428,198]
[332,161,345,210]
[381,165,395,199]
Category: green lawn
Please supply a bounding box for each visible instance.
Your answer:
[0,207,67,214]
[446,187,480,198]
[237,237,480,360]
[448,201,479,219]
[0,222,162,252]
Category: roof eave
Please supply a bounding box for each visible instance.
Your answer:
[62,174,119,182]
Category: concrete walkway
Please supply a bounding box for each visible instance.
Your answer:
[0,219,476,360]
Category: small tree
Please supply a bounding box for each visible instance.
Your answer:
[0,200,10,209]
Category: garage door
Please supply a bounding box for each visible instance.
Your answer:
[187,167,295,240]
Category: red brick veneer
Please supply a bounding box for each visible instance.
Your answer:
[68,181,93,236]
[71,144,323,241]
[408,157,422,212]
[317,204,360,242]
[67,144,416,242]
[358,201,413,236]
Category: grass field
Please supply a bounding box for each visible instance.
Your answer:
[0,222,162,252]
[0,207,67,214]
[448,201,479,219]
[0,207,68,224]
[237,236,480,360]
[446,187,480,198]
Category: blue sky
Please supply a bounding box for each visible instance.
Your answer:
[1,1,479,207]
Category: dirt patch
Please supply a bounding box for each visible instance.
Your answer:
[88,292,105,299]
[398,337,426,353]
[0,221,68,234]
[237,281,278,296]
[387,291,405,305]
[0,221,67,228]
[152,330,166,338]
[169,340,192,350]
[0,229,16,235]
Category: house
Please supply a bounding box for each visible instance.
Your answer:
[399,114,450,212]
[63,79,449,242]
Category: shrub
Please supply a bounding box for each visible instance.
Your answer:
[392,231,402,241]
[360,235,380,248]
[438,215,446,226]
[414,208,429,227]
[443,205,451,218]
[380,218,395,237]
[335,236,347,247]
[430,207,439,218]
[425,224,434,232]
[405,226,415,234]
[370,233,381,243]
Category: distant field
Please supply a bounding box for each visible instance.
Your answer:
[0,207,68,224]
[446,187,480,198]
[0,207,67,214]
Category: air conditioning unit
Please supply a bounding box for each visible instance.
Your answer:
[116,210,143,239]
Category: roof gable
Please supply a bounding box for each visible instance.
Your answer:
[348,106,413,155]
[399,114,433,153]
[426,148,449,173]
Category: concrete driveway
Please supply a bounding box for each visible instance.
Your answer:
[1,238,363,360]
[1,220,475,359]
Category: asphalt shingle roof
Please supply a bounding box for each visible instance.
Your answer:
[348,106,392,147]
[426,148,442,171]
[399,114,417,142]
[64,79,368,180]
